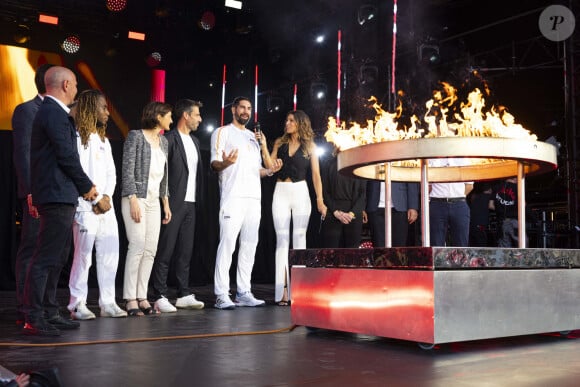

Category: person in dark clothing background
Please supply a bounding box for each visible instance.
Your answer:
[11,63,54,328]
[490,177,530,247]
[320,148,366,248]
[468,181,493,247]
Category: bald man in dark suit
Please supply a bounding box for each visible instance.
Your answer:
[23,66,98,336]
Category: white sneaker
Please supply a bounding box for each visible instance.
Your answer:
[100,303,128,318]
[175,294,204,310]
[70,302,96,320]
[214,294,236,310]
[235,292,266,307]
[154,296,177,313]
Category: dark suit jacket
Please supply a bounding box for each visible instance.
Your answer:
[12,95,42,199]
[30,97,93,205]
[366,181,419,213]
[164,128,204,211]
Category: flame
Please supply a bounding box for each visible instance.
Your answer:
[325,83,537,152]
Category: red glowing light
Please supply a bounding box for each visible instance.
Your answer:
[106,0,127,12]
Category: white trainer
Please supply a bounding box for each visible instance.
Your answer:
[175,294,204,310]
[70,302,96,320]
[100,303,128,318]
[235,292,266,307]
[214,294,236,310]
[154,296,177,313]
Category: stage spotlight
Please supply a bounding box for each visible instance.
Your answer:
[146,52,162,67]
[225,0,243,10]
[310,82,327,102]
[199,11,216,30]
[267,96,284,113]
[128,31,146,40]
[62,35,80,54]
[235,66,247,79]
[39,14,59,25]
[357,5,377,25]
[359,64,378,86]
[14,24,31,44]
[315,35,325,44]
[418,43,440,64]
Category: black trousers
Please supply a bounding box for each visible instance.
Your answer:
[23,203,75,323]
[15,199,40,320]
[152,202,196,299]
[321,213,363,248]
[368,208,409,247]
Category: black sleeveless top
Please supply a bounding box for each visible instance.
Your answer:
[276,142,310,182]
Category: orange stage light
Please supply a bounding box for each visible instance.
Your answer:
[39,14,58,25]
[128,31,145,41]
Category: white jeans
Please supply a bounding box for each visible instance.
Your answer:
[214,197,261,297]
[272,181,311,302]
[68,209,120,309]
[121,196,161,300]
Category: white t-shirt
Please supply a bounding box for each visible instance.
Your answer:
[429,158,472,198]
[147,146,166,199]
[210,123,262,203]
[179,131,198,202]
[76,133,116,212]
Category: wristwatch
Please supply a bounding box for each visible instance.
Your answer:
[127,194,136,200]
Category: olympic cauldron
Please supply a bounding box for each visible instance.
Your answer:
[290,96,580,347]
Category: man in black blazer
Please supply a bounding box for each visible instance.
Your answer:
[366,181,419,247]
[152,99,205,312]
[11,63,53,327]
[23,66,98,336]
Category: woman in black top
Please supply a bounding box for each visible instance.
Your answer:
[269,110,327,305]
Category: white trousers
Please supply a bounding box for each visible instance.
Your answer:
[214,197,261,297]
[68,209,120,309]
[272,181,311,302]
[121,196,161,300]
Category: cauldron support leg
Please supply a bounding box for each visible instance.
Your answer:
[384,162,392,247]
[517,161,526,248]
[421,159,430,247]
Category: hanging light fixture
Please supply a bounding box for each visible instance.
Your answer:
[62,35,81,54]
[106,0,127,12]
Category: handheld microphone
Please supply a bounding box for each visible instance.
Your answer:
[254,122,261,133]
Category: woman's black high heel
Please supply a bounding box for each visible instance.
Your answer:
[138,299,159,315]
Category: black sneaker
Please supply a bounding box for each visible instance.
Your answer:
[22,320,61,336]
[47,314,80,330]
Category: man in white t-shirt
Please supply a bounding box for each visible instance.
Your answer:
[429,158,473,246]
[152,99,206,313]
[210,96,281,309]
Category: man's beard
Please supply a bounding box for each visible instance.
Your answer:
[235,113,250,126]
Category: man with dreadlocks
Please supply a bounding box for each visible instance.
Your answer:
[67,89,127,319]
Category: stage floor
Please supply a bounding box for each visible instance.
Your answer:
[1,284,580,386]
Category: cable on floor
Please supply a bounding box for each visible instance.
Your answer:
[0,324,298,348]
